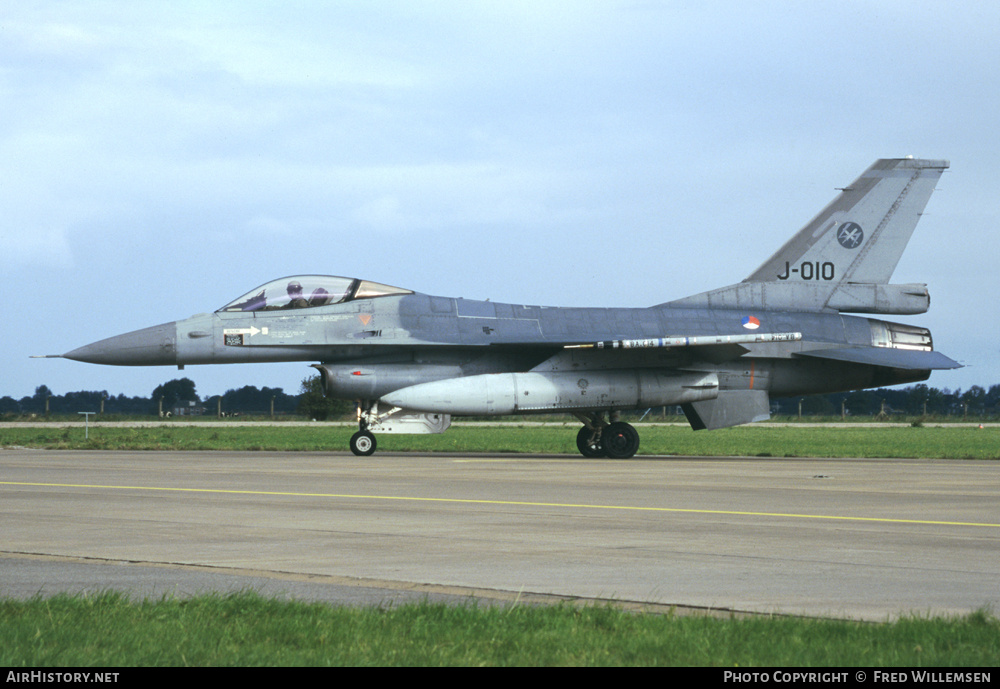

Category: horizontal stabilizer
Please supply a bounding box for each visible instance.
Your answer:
[795,347,961,370]
[682,389,771,431]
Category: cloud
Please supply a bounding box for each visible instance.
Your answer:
[1,1,997,398]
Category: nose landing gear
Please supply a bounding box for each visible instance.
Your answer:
[350,429,377,456]
[350,401,377,456]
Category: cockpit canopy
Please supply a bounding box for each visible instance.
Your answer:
[218,275,413,312]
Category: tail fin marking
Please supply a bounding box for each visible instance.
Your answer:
[666,158,948,314]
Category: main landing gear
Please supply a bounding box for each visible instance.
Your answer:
[573,412,640,459]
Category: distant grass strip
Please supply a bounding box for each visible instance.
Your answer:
[2,424,998,459]
[1,592,997,666]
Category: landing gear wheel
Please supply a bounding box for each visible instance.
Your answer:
[350,430,377,456]
[601,422,639,459]
[576,426,605,458]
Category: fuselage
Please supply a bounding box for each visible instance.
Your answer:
[54,159,961,457]
[63,289,936,408]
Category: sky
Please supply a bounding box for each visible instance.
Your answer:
[3,0,998,402]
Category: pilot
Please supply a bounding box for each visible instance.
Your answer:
[284,281,308,309]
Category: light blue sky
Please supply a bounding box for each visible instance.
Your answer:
[4,1,997,401]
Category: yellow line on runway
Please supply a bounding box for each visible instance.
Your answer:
[4,480,998,528]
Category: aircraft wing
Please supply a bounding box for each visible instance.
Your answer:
[557,332,801,363]
[563,332,802,352]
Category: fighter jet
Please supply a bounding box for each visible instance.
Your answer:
[56,158,960,457]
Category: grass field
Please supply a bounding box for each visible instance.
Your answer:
[2,592,997,667]
[3,422,997,666]
[1,422,998,458]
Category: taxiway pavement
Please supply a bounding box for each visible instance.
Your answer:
[2,450,998,620]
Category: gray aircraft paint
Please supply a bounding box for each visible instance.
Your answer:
[54,158,960,457]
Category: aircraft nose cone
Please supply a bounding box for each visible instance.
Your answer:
[63,322,178,366]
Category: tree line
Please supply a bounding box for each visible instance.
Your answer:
[1,376,350,420]
[3,379,999,420]
[769,383,1000,418]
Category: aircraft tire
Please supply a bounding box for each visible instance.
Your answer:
[601,422,639,459]
[350,430,377,456]
[576,426,605,458]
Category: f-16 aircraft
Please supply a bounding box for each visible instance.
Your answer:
[55,158,960,457]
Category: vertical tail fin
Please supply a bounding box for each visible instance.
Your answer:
[667,158,948,314]
[745,157,948,285]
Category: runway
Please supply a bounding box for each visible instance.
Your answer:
[2,449,999,620]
